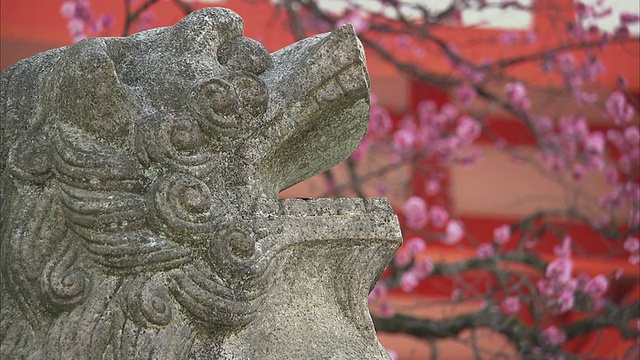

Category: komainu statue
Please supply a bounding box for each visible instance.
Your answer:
[1,7,401,359]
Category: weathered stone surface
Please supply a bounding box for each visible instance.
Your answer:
[1,7,401,359]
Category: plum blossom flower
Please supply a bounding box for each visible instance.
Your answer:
[493,224,511,245]
[412,256,435,278]
[393,128,415,150]
[60,0,115,43]
[455,115,482,143]
[336,10,370,33]
[585,131,605,154]
[444,219,464,245]
[455,84,477,108]
[429,205,449,228]
[425,179,441,196]
[572,164,587,181]
[499,31,520,45]
[620,12,640,24]
[60,1,77,18]
[624,237,640,253]
[502,296,521,315]
[585,274,608,299]
[405,237,426,254]
[605,91,635,125]
[477,243,494,259]
[378,302,395,317]
[400,272,419,292]
[402,196,428,229]
[546,257,573,283]
[504,82,531,110]
[368,106,392,135]
[553,236,572,258]
[542,325,566,346]
[556,291,575,313]
[393,248,412,268]
[624,126,640,145]
[625,237,640,265]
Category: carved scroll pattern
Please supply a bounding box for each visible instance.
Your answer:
[53,123,191,271]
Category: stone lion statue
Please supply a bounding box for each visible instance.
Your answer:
[1,7,400,359]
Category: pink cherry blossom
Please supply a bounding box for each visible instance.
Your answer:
[620,12,640,24]
[455,115,482,143]
[493,224,511,245]
[405,237,426,254]
[393,128,415,150]
[536,116,554,133]
[402,196,428,229]
[412,256,435,278]
[585,274,608,298]
[400,272,419,292]
[537,279,554,297]
[555,291,575,314]
[60,1,76,18]
[499,31,520,45]
[542,325,567,346]
[504,82,531,110]
[624,237,640,253]
[425,178,441,196]
[336,11,370,33]
[455,84,477,108]
[546,257,573,283]
[624,126,640,145]
[572,164,587,181]
[369,106,392,135]
[429,205,449,228]
[604,166,618,186]
[501,296,521,315]
[444,219,464,245]
[554,236,572,258]
[605,91,634,125]
[585,131,605,154]
[477,243,494,259]
[378,302,395,317]
[394,247,412,268]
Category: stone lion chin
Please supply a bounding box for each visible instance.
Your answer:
[1,7,401,359]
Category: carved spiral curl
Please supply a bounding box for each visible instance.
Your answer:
[186,73,269,148]
[151,174,222,239]
[207,223,269,282]
[40,244,91,313]
[136,113,216,179]
[187,78,239,142]
[126,275,173,326]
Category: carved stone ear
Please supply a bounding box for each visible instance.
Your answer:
[219,38,273,75]
[170,7,244,58]
[45,38,138,148]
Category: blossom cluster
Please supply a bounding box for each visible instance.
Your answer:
[537,237,610,318]
[60,0,115,43]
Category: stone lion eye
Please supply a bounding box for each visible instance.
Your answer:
[201,79,236,115]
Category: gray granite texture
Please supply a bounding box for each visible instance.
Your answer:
[1,7,401,359]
